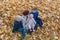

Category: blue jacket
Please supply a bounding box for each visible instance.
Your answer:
[30,11,38,20]
[12,21,23,32]
[30,11,43,25]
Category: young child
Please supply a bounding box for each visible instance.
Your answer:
[22,10,36,35]
[27,14,36,34]
[12,15,26,39]
[27,14,36,30]
[30,7,43,30]
[22,10,29,30]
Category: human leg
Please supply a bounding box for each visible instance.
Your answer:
[37,17,43,29]
[34,23,38,30]
[18,28,26,39]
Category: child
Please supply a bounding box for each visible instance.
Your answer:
[22,10,29,30]
[30,7,43,30]
[22,10,35,35]
[12,15,26,39]
[27,14,36,34]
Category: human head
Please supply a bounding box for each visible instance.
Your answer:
[15,15,22,22]
[23,10,29,16]
[29,14,34,19]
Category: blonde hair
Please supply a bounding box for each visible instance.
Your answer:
[15,15,22,21]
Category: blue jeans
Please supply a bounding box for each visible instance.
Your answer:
[18,28,26,39]
[12,21,26,39]
[34,23,38,30]
[34,17,43,30]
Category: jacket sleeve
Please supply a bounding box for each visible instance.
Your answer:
[35,12,39,18]
[12,21,18,32]
[22,16,27,27]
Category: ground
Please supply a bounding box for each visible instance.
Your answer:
[0,0,60,40]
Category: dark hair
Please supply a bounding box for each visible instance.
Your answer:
[23,10,29,15]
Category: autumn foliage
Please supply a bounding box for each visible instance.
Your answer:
[0,0,60,40]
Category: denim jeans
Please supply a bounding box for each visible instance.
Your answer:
[12,21,26,39]
[34,17,43,30]
[18,28,26,39]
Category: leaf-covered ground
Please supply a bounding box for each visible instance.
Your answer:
[0,0,60,40]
